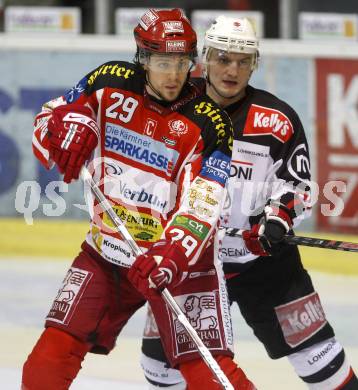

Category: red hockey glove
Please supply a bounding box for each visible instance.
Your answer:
[47,104,99,183]
[242,203,293,256]
[128,240,188,298]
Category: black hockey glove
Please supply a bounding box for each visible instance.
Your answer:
[242,202,293,256]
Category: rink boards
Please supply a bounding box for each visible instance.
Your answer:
[1,218,357,275]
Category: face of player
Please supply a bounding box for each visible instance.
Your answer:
[206,49,254,107]
[145,54,192,102]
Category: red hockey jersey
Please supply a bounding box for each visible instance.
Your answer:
[33,61,233,267]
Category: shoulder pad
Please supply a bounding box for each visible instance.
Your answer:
[86,61,143,92]
[186,96,233,148]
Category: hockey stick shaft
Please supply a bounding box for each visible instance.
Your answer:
[81,167,234,390]
[224,228,358,253]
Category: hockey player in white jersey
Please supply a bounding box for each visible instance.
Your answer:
[140,16,358,390]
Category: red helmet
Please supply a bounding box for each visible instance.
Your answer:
[134,9,197,60]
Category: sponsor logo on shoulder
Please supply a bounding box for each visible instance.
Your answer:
[88,64,135,85]
[244,104,294,143]
[64,77,87,103]
[202,150,231,186]
[194,101,230,146]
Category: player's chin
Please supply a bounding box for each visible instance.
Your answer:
[220,86,241,98]
[163,89,181,102]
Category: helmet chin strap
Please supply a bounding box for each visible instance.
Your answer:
[145,70,191,102]
[145,72,167,101]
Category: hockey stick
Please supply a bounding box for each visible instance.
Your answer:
[224,228,358,253]
[81,167,234,390]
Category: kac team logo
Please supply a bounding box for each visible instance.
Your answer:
[169,119,188,136]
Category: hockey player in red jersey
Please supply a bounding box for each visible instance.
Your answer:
[22,9,256,390]
[140,16,358,390]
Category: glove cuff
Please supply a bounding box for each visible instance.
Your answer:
[147,239,188,266]
[264,202,292,233]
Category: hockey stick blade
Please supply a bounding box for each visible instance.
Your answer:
[81,167,234,390]
[224,228,358,253]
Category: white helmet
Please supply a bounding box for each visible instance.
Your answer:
[203,16,259,69]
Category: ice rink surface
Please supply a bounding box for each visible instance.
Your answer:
[1,258,357,389]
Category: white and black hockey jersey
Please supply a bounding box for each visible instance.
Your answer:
[219,85,311,271]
